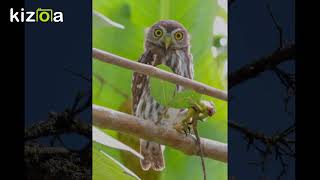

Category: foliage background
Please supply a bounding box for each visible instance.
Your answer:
[92,0,228,179]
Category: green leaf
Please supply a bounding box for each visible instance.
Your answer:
[93,126,143,159]
[150,64,176,106]
[93,146,140,180]
[93,10,125,29]
[168,90,202,108]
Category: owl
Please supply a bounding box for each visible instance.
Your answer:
[132,20,194,171]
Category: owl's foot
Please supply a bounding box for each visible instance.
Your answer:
[174,122,191,136]
[174,118,193,136]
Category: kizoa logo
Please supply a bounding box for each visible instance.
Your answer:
[10,8,63,23]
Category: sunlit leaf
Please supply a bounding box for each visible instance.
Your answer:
[93,10,125,29]
[93,126,143,159]
[93,146,140,180]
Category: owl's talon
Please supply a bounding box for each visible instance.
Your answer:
[174,122,186,134]
[174,118,193,135]
[183,129,188,136]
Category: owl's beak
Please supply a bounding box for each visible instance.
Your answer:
[164,35,172,50]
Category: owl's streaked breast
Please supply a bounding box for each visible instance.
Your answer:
[135,50,193,125]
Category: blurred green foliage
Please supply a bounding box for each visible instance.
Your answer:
[92,0,227,179]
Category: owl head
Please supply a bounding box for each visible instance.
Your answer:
[145,20,190,51]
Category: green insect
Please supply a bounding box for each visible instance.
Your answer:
[174,100,216,135]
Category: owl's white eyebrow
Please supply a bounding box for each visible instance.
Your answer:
[171,28,183,33]
[158,25,167,33]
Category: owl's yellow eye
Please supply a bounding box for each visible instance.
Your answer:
[154,29,163,37]
[174,32,184,40]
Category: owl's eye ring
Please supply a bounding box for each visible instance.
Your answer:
[174,32,184,40]
[154,29,163,37]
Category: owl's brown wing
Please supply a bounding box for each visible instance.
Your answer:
[185,53,194,80]
[131,50,153,115]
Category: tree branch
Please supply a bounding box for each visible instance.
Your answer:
[228,44,295,89]
[25,142,91,180]
[25,92,91,141]
[25,143,71,157]
[25,111,91,141]
[93,104,227,163]
[92,48,227,101]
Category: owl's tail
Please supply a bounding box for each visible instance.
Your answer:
[140,139,165,171]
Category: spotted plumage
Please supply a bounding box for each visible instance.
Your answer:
[132,20,194,171]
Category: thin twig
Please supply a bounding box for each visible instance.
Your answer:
[93,73,129,99]
[192,119,206,180]
[229,121,295,176]
[267,4,283,48]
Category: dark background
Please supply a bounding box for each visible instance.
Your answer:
[229,0,295,179]
[22,0,92,179]
[24,0,91,151]
[3,0,24,178]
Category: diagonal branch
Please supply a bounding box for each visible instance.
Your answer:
[228,44,295,89]
[25,111,91,141]
[93,104,228,163]
[92,48,227,101]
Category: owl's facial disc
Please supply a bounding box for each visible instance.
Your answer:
[146,22,189,51]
